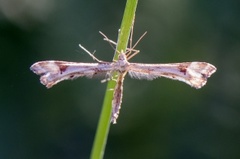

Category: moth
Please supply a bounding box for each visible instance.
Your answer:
[30,32,217,124]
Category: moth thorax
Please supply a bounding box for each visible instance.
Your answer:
[115,53,129,72]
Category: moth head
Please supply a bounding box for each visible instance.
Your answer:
[118,50,128,61]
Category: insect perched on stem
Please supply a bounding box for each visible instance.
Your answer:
[30,31,216,124]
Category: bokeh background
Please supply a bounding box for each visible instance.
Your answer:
[1,0,240,158]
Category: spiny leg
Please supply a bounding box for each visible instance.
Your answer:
[126,31,147,60]
[99,31,117,52]
[100,71,119,83]
[99,31,140,59]
[78,44,103,63]
[99,30,147,61]
[127,14,137,56]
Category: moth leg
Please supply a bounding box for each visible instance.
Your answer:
[79,44,104,63]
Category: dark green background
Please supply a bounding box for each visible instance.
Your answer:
[1,0,239,158]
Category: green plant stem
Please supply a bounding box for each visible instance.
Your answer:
[90,0,138,159]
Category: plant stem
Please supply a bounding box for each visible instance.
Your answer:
[90,0,138,159]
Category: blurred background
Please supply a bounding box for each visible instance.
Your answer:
[0,0,240,158]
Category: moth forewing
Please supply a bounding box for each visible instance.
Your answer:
[128,62,216,89]
[30,61,113,88]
